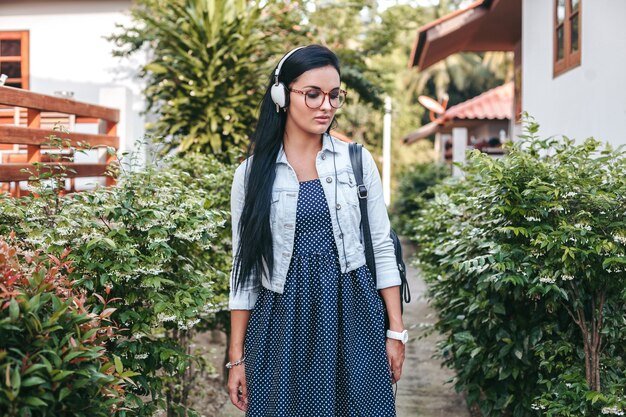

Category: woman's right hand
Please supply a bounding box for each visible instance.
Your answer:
[227,364,249,412]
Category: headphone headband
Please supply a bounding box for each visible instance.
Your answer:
[274,46,306,83]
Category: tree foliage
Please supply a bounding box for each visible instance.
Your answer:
[109,0,307,159]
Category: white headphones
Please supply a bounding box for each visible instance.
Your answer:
[270,46,306,112]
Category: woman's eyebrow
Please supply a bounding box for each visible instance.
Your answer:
[301,85,340,89]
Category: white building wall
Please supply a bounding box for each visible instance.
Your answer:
[0,0,146,154]
[522,0,626,147]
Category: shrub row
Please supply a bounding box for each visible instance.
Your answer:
[409,119,626,416]
[0,150,234,416]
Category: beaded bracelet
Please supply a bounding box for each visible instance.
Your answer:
[225,355,246,369]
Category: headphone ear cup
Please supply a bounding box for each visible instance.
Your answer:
[271,82,287,108]
[283,86,290,109]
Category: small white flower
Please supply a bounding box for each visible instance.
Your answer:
[601,406,624,415]
[135,353,149,360]
[539,276,556,284]
[525,216,540,222]
[561,274,574,281]
[157,313,177,323]
[613,234,626,245]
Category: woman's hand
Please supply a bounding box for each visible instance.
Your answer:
[227,364,249,411]
[386,338,405,384]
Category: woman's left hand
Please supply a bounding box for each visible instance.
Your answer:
[386,338,405,384]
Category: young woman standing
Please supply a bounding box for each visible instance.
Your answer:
[227,45,407,416]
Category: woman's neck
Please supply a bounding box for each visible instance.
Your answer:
[282,128,323,156]
[282,129,324,181]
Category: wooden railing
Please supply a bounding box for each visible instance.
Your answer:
[0,86,119,197]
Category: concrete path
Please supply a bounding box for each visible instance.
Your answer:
[217,239,469,417]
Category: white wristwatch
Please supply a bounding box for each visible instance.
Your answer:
[386,329,409,344]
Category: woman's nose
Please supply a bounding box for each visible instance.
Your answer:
[320,93,333,110]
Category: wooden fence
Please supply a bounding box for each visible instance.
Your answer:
[0,85,119,197]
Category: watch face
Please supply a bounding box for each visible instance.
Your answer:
[402,330,409,344]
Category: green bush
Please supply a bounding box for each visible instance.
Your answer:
[391,162,449,236]
[412,117,626,416]
[0,148,233,416]
[0,237,130,417]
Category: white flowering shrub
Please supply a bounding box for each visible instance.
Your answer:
[0,152,233,416]
[411,116,626,416]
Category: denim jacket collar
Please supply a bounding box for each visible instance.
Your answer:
[275,132,337,165]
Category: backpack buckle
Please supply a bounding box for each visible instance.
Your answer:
[357,185,368,199]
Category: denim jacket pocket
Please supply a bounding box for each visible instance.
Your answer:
[336,171,358,207]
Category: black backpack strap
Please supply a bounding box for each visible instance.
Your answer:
[348,143,377,285]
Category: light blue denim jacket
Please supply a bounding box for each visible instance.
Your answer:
[228,133,401,310]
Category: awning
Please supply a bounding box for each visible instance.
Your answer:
[409,0,521,70]
[402,121,439,144]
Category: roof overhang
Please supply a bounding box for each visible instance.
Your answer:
[409,0,521,70]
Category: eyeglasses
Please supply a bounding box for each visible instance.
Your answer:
[289,87,347,109]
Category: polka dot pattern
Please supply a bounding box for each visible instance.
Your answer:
[244,179,396,416]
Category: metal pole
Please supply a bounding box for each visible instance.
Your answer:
[383,96,392,206]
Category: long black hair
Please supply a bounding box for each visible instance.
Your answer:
[231,45,341,294]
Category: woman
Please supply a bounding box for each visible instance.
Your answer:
[227,45,407,416]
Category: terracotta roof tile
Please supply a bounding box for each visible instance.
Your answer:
[444,81,513,121]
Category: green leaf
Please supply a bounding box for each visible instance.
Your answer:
[114,355,123,374]
[23,396,47,407]
[59,387,72,401]
[21,376,46,387]
[9,298,19,321]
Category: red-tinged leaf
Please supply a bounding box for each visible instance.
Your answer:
[94,293,106,305]
[100,308,117,318]
[6,275,17,287]
[69,337,77,348]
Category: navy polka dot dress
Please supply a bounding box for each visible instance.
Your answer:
[243,179,396,417]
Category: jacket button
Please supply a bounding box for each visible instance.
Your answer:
[321,153,327,160]
[347,262,351,268]
[326,177,332,183]
[336,203,341,210]
[339,233,343,239]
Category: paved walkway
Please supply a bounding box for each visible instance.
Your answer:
[218,239,469,417]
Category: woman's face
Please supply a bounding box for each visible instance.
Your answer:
[286,65,341,137]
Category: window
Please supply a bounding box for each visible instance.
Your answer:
[0,31,29,89]
[554,0,581,77]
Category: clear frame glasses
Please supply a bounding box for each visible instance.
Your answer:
[289,87,347,109]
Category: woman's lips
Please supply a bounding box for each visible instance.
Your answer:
[314,116,330,123]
